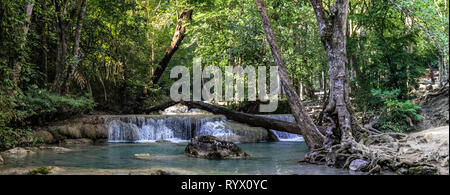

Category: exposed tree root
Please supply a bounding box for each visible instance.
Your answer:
[303,130,441,175]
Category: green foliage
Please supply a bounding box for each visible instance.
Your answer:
[29,167,54,175]
[371,89,422,132]
[0,0,447,147]
[15,86,96,124]
[0,126,33,149]
[0,86,95,149]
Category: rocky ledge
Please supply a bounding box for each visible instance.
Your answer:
[185,135,249,159]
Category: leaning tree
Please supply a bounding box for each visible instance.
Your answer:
[255,0,379,169]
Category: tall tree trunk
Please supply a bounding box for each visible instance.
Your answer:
[10,2,34,95]
[63,0,88,94]
[52,0,68,94]
[151,9,193,84]
[255,0,325,150]
[41,0,49,87]
[310,0,354,147]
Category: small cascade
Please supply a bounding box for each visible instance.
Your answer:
[262,115,305,142]
[107,116,191,143]
[195,116,238,141]
[107,115,235,143]
[106,114,303,143]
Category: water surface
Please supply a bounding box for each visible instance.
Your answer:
[2,142,350,175]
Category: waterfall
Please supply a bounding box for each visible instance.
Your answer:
[261,115,304,142]
[107,116,189,143]
[107,115,238,143]
[106,114,303,143]
[194,116,238,141]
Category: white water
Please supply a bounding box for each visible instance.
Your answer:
[107,116,239,143]
[107,114,304,143]
[261,115,305,142]
[194,117,239,142]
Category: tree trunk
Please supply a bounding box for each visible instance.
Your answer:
[63,0,88,94]
[52,0,68,94]
[10,2,34,95]
[310,0,354,147]
[151,9,193,84]
[255,0,325,150]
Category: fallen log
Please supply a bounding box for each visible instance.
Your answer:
[141,101,319,135]
[182,101,303,135]
[141,101,178,114]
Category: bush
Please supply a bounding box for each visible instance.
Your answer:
[15,87,96,125]
[0,86,95,149]
[29,167,54,175]
[0,125,32,149]
[371,89,422,132]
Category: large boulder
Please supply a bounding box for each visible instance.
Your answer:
[185,135,249,159]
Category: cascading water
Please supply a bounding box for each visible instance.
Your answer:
[262,115,304,142]
[107,116,189,143]
[107,115,239,143]
[194,116,238,141]
[107,113,303,143]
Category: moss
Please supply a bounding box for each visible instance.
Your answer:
[29,167,54,175]
[407,166,438,175]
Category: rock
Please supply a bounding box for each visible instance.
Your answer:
[185,135,249,159]
[149,170,173,175]
[38,146,72,153]
[368,165,381,174]
[33,130,55,144]
[407,165,438,175]
[155,140,172,144]
[63,138,94,145]
[397,168,409,175]
[28,166,63,175]
[442,157,449,167]
[1,147,36,157]
[134,153,151,160]
[349,159,369,171]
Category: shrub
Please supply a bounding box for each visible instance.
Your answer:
[29,167,54,175]
[0,86,96,149]
[15,87,96,125]
[371,89,422,132]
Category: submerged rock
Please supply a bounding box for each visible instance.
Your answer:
[63,138,94,145]
[133,153,182,161]
[134,153,151,160]
[349,159,369,171]
[38,146,72,153]
[155,140,172,144]
[1,147,36,157]
[185,135,249,159]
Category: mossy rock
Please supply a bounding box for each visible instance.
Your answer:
[397,165,438,175]
[29,167,54,175]
[33,130,55,144]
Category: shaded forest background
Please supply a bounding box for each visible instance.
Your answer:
[0,0,448,149]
